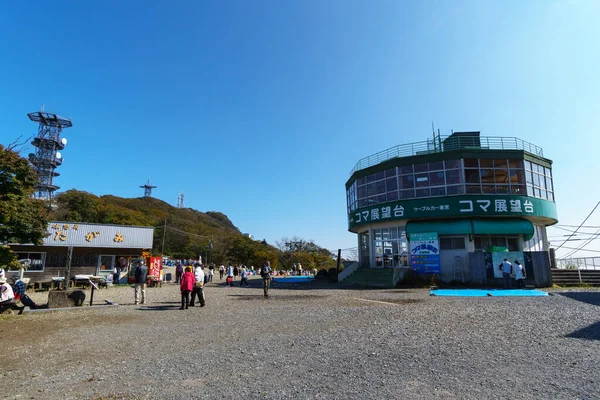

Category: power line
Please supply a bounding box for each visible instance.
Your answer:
[555,224,600,229]
[554,201,600,252]
[557,245,600,254]
[562,227,600,258]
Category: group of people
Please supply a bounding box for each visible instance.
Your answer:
[175,262,214,285]
[499,258,527,289]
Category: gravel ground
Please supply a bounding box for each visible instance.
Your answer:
[1,277,599,400]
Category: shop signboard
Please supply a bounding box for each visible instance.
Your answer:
[410,232,440,274]
[149,256,162,280]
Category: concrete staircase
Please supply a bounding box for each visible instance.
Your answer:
[551,269,600,286]
[341,267,398,288]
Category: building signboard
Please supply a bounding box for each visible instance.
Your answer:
[348,195,557,229]
[38,222,154,248]
[410,232,441,274]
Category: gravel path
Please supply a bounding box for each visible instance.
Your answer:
[1,278,599,399]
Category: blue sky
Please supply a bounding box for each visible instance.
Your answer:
[1,1,599,257]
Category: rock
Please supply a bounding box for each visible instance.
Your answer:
[47,290,86,308]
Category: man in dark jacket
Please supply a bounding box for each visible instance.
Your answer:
[261,261,272,298]
[134,259,148,305]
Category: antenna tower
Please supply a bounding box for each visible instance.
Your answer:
[140,179,157,197]
[27,110,72,200]
[177,193,184,208]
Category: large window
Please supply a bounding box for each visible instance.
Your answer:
[439,237,466,250]
[347,156,554,213]
[16,252,46,272]
[373,227,409,267]
[525,161,554,201]
[473,236,520,252]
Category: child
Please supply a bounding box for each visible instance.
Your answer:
[179,266,195,310]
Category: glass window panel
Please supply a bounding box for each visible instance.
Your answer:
[444,159,460,169]
[480,169,494,184]
[429,161,444,171]
[511,185,525,195]
[491,237,506,247]
[376,181,386,193]
[358,199,368,208]
[464,158,479,168]
[366,174,377,183]
[415,173,429,187]
[533,163,541,173]
[414,163,428,173]
[382,228,390,240]
[479,159,493,168]
[386,177,397,191]
[367,183,378,196]
[465,169,480,184]
[440,238,453,250]
[374,230,382,240]
[446,185,464,195]
[446,169,462,184]
[494,168,509,184]
[482,185,495,194]
[357,177,366,185]
[541,189,547,199]
[466,184,481,194]
[494,159,508,168]
[525,170,533,185]
[453,237,466,250]
[546,176,553,192]
[538,174,546,189]
[524,160,532,171]
[385,168,396,178]
[509,159,522,169]
[510,169,524,185]
[401,175,414,189]
[535,188,542,197]
[533,173,540,187]
[507,238,520,252]
[357,186,367,199]
[546,168,552,178]
[400,165,413,174]
[390,227,398,239]
[430,187,446,196]
[375,171,385,181]
[416,188,431,198]
[547,191,554,201]
[496,185,510,194]
[429,171,445,186]
[387,191,399,201]
[376,194,387,204]
[526,186,534,196]
[400,189,415,199]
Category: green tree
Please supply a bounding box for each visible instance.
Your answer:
[0,145,49,269]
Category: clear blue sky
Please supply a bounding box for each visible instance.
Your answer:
[1,1,599,257]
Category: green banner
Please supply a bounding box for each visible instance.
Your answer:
[348,195,557,229]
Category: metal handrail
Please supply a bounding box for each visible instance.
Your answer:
[350,136,544,175]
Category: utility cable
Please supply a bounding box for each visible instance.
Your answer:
[554,201,600,252]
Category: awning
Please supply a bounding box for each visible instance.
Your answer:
[471,219,534,241]
[406,218,535,241]
[406,220,473,237]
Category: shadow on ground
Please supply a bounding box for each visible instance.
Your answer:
[558,292,600,307]
[566,320,600,341]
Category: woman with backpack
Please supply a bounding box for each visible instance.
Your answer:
[179,266,195,310]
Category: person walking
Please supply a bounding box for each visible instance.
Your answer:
[175,263,183,284]
[260,261,272,298]
[219,265,225,280]
[513,260,526,289]
[233,265,239,280]
[134,259,148,305]
[499,258,513,289]
[240,266,249,287]
[227,264,234,287]
[180,266,195,310]
[190,263,206,307]
[208,264,215,283]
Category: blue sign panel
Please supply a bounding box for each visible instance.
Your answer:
[410,232,441,274]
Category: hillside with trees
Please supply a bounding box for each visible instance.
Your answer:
[49,190,338,271]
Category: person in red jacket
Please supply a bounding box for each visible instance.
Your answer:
[179,266,196,310]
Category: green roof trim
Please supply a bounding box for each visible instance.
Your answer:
[405,218,535,241]
[472,218,534,241]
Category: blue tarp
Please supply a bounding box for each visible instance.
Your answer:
[430,289,548,297]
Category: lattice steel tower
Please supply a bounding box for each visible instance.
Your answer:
[140,179,157,197]
[27,111,72,200]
